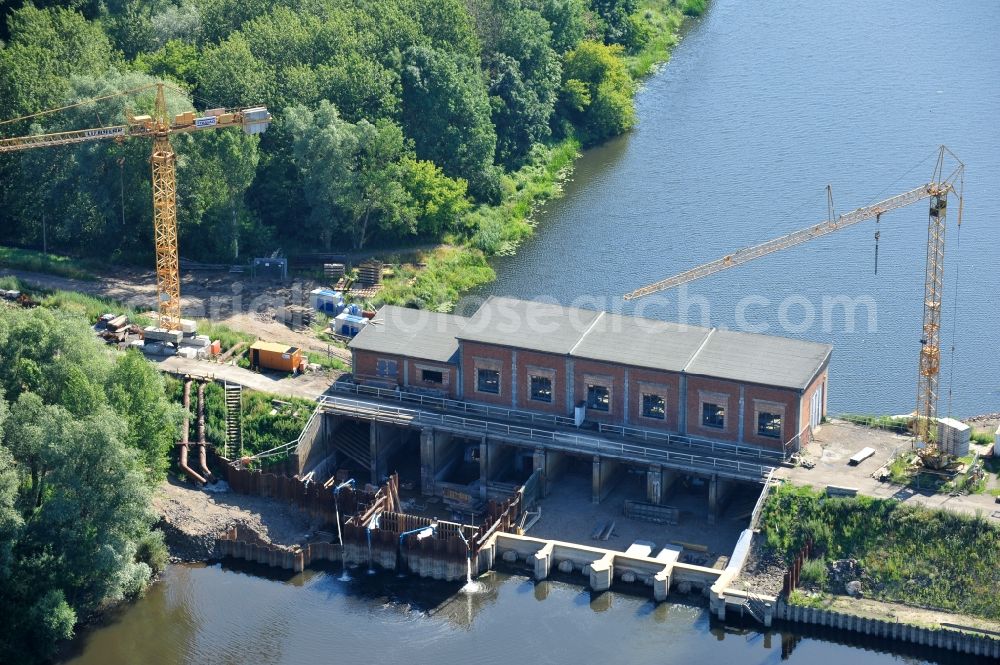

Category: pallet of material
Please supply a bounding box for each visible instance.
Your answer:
[356,261,383,286]
[348,283,383,299]
[624,499,679,525]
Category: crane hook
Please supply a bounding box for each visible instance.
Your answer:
[874,212,881,275]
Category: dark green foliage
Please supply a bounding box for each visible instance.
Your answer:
[761,483,1000,620]
[589,0,648,50]
[0,0,694,302]
[401,45,499,201]
[0,308,179,663]
[679,0,707,17]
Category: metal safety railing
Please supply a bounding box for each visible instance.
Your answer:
[316,394,775,481]
[330,381,790,462]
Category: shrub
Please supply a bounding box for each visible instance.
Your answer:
[800,558,828,587]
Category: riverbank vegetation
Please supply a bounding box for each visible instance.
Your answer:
[0,306,176,663]
[0,0,702,311]
[760,483,1000,621]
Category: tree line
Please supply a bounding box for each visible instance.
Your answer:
[0,0,691,263]
[0,305,178,662]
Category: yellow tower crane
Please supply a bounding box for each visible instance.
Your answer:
[0,83,271,331]
[623,146,964,468]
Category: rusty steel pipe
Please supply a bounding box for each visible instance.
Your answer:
[179,378,207,484]
[196,380,214,482]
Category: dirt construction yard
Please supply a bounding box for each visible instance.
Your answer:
[778,419,1000,519]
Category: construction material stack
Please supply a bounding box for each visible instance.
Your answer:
[936,418,970,458]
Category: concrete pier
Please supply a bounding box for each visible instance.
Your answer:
[707,474,734,525]
[533,542,554,581]
[589,553,614,592]
[591,456,621,504]
[492,531,722,601]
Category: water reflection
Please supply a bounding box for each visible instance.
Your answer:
[60,564,992,665]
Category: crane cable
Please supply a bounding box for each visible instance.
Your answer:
[874,213,881,275]
[0,82,205,131]
[0,84,159,128]
[945,175,964,418]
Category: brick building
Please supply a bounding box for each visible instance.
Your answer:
[349,297,831,452]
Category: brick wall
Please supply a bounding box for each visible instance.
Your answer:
[686,376,740,442]
[514,349,568,415]
[572,358,626,423]
[741,384,800,450]
[354,350,457,398]
[798,367,829,447]
[627,367,681,431]
[354,349,404,388]
[460,341,514,407]
[406,358,457,398]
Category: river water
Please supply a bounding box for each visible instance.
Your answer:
[60,564,981,664]
[60,1,999,662]
[479,0,1000,418]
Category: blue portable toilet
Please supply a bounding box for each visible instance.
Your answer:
[334,311,369,337]
[310,288,345,315]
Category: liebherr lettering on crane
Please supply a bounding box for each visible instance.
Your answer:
[83,127,126,139]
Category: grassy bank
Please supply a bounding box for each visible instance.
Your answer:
[373,138,580,311]
[760,483,1000,620]
[0,246,100,280]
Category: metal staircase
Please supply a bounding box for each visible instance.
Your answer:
[225,382,242,458]
[741,586,771,625]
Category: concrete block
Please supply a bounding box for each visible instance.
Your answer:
[653,569,671,602]
[589,554,613,593]
[533,543,553,581]
[143,326,183,345]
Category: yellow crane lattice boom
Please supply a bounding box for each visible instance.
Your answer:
[0,83,271,330]
[624,146,964,462]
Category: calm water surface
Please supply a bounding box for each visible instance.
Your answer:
[61,564,981,665]
[60,2,1000,662]
[479,0,1000,417]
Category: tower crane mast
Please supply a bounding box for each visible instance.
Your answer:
[0,83,271,331]
[624,146,964,466]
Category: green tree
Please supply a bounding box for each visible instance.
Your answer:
[134,39,200,86]
[559,40,635,144]
[535,0,590,53]
[485,5,560,167]
[589,0,647,50]
[400,157,471,237]
[105,350,180,481]
[287,102,412,249]
[0,5,116,120]
[0,308,176,663]
[401,45,499,202]
[197,32,273,107]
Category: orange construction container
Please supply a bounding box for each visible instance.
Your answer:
[210,340,222,355]
[249,341,302,373]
